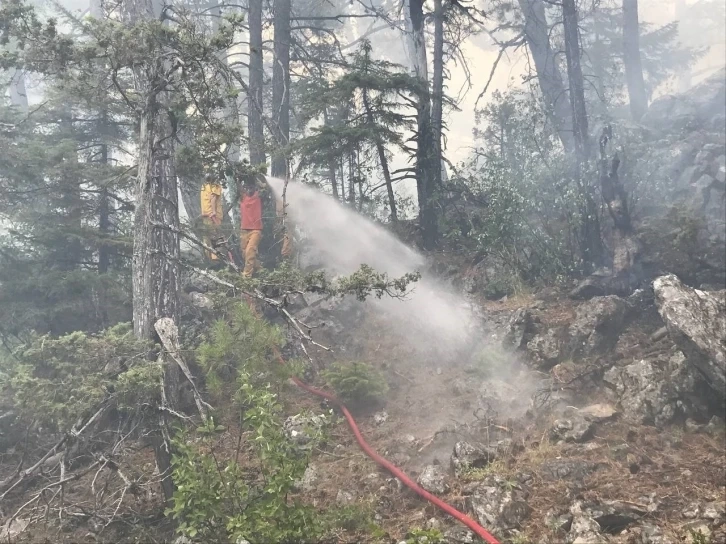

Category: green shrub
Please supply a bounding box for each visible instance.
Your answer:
[323,362,388,406]
[0,322,155,430]
[168,371,324,543]
[404,528,445,543]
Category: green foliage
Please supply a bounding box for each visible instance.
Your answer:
[404,528,445,544]
[323,362,388,406]
[0,323,154,430]
[196,301,285,397]
[689,529,711,544]
[169,376,324,543]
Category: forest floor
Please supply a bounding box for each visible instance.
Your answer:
[2,281,725,544]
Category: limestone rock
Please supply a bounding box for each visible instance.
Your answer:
[568,296,632,358]
[503,308,535,350]
[417,464,449,495]
[653,274,726,397]
[465,475,531,538]
[550,413,594,443]
[603,352,708,427]
[526,329,562,369]
[450,441,497,476]
[283,413,327,447]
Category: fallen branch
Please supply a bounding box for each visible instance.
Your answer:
[154,317,211,422]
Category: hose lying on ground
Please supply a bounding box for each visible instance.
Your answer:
[242,295,502,544]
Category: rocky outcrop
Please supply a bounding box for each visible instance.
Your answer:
[464,475,531,539]
[603,351,710,427]
[567,295,633,358]
[417,464,449,494]
[653,274,726,397]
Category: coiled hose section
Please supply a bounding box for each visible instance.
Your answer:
[243,295,501,544]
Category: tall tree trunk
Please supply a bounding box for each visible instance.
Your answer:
[8,69,28,112]
[347,151,356,207]
[323,108,339,200]
[518,0,574,153]
[124,0,180,504]
[362,89,397,222]
[622,0,648,121]
[562,0,589,162]
[271,0,290,179]
[98,136,110,274]
[431,0,444,190]
[248,0,265,167]
[409,0,437,249]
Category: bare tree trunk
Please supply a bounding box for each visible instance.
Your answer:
[562,0,589,162]
[98,135,110,274]
[248,0,265,167]
[623,0,648,121]
[518,0,574,152]
[8,70,28,112]
[362,88,397,222]
[431,0,444,190]
[348,151,356,207]
[124,0,181,504]
[271,0,290,179]
[409,0,437,249]
[322,108,339,200]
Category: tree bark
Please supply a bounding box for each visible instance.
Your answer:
[8,69,28,112]
[622,0,648,120]
[409,0,437,249]
[362,87,397,222]
[271,0,290,179]
[124,0,181,504]
[562,0,589,162]
[248,0,265,167]
[431,0,444,191]
[98,135,110,274]
[518,0,574,153]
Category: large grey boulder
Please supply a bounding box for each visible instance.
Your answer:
[653,274,726,396]
[567,296,632,358]
[603,351,709,427]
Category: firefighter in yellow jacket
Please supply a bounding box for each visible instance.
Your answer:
[200,173,224,263]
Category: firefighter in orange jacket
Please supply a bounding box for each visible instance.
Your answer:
[239,173,292,277]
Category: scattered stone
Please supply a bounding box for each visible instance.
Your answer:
[235,539,251,544]
[544,510,573,532]
[540,459,598,482]
[293,464,319,492]
[283,413,327,447]
[685,418,703,432]
[417,465,449,494]
[569,501,607,544]
[451,441,497,476]
[683,503,701,519]
[443,526,476,544]
[526,329,562,369]
[173,537,193,544]
[640,524,674,544]
[436,367,443,376]
[466,476,531,538]
[579,403,618,422]
[705,415,726,435]
[550,414,594,443]
[336,489,356,505]
[373,411,389,426]
[702,501,725,521]
[425,518,442,531]
[653,274,726,396]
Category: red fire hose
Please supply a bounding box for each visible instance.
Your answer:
[243,295,501,544]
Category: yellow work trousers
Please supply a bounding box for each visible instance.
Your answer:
[241,229,262,277]
[202,217,219,261]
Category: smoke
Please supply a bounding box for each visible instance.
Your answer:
[266,177,485,362]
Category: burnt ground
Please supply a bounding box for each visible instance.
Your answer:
[2,288,725,544]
